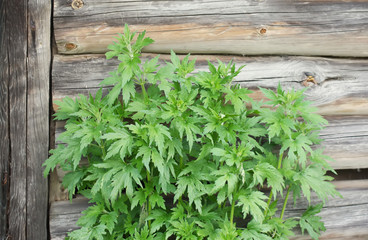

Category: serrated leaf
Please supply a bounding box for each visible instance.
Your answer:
[146,209,170,233]
[299,204,325,240]
[100,211,118,234]
[237,190,268,223]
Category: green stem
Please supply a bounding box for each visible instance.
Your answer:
[179,156,184,169]
[264,153,283,216]
[277,152,284,169]
[264,191,273,216]
[230,196,236,225]
[147,200,151,229]
[146,169,151,229]
[99,140,106,159]
[280,186,291,220]
[141,83,148,102]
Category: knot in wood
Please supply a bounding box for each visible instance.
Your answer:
[65,43,77,51]
[71,0,84,10]
[2,172,8,185]
[302,75,318,87]
[259,28,267,34]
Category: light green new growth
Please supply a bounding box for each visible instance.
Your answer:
[43,24,340,240]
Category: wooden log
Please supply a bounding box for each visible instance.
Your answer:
[26,0,51,239]
[53,0,368,56]
[7,0,28,239]
[54,115,368,170]
[0,1,9,238]
[52,54,368,116]
[49,180,368,240]
[320,116,368,170]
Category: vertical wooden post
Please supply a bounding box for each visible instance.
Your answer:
[0,0,51,239]
[0,0,10,238]
[7,0,28,239]
[26,0,51,238]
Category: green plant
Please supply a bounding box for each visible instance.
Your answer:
[43,25,340,240]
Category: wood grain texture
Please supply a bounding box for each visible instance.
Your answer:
[26,0,51,239]
[54,115,368,170]
[7,0,28,239]
[52,54,368,116]
[0,0,9,238]
[53,0,368,56]
[49,180,368,240]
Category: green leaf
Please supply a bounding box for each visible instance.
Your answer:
[211,148,227,157]
[237,190,268,223]
[62,170,85,200]
[106,82,122,106]
[170,50,180,68]
[102,126,133,160]
[54,97,79,120]
[299,204,325,240]
[251,162,284,196]
[240,220,272,240]
[150,192,166,209]
[293,164,340,203]
[77,204,104,227]
[100,211,118,234]
[147,209,170,233]
[111,164,142,201]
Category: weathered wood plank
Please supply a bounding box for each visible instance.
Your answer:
[0,0,9,238]
[26,0,51,239]
[53,0,368,56]
[54,115,368,170]
[319,116,368,169]
[52,54,368,116]
[49,180,368,240]
[6,0,28,239]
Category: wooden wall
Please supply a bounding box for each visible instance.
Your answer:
[49,0,368,239]
[0,0,51,239]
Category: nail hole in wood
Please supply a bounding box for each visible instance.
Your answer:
[71,0,84,10]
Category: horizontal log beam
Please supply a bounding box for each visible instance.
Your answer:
[52,54,368,116]
[54,114,368,170]
[54,0,368,56]
[49,180,368,239]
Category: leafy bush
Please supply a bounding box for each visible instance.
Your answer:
[43,25,340,240]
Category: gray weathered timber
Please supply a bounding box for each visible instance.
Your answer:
[49,180,368,239]
[26,0,51,239]
[54,115,368,170]
[320,116,368,169]
[0,0,9,238]
[53,0,368,56]
[7,0,28,239]
[0,0,51,239]
[52,54,368,116]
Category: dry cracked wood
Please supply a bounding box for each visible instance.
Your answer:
[52,54,368,116]
[49,180,368,240]
[53,0,368,56]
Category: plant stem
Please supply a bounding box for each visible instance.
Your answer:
[99,140,106,159]
[264,192,273,216]
[146,169,151,229]
[230,196,236,225]
[179,156,184,169]
[280,186,291,220]
[264,153,283,216]
[277,152,284,169]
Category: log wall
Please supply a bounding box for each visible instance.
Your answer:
[49,0,368,239]
[53,0,368,57]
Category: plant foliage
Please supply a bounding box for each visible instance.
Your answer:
[44,25,340,240]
